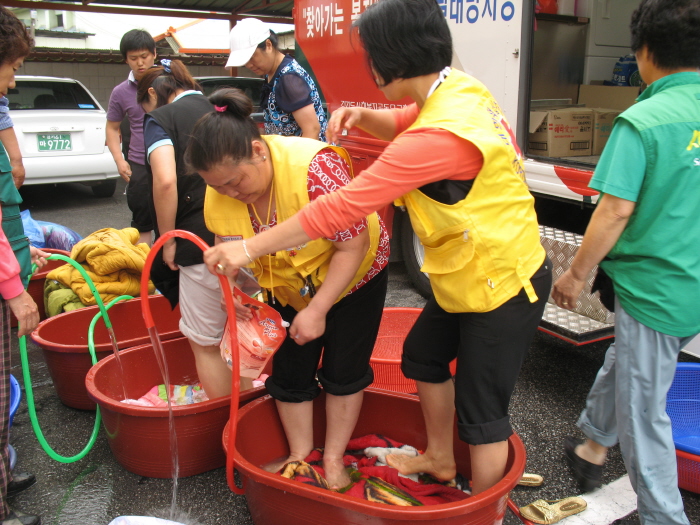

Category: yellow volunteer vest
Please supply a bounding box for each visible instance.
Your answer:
[205,135,380,310]
[395,69,545,313]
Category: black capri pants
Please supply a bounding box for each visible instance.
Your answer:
[126,161,154,232]
[401,258,552,445]
[265,267,388,403]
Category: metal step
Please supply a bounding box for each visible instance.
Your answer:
[539,302,614,346]
[539,226,615,346]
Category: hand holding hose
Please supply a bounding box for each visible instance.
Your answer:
[204,240,253,277]
[30,246,49,269]
[8,291,39,337]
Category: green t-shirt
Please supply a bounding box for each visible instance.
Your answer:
[590,72,700,337]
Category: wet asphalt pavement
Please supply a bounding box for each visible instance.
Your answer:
[7,178,700,525]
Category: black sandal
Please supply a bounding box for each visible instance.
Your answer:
[564,436,603,492]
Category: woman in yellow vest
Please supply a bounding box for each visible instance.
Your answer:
[201,0,552,496]
[186,88,389,490]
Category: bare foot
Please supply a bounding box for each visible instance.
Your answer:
[262,454,307,474]
[386,452,456,482]
[323,457,351,490]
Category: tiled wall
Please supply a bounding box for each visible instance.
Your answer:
[20,61,232,108]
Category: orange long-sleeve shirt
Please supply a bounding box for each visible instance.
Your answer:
[298,103,484,239]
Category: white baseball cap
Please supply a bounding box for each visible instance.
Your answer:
[226,18,271,68]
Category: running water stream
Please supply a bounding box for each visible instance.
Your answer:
[107,326,128,402]
[147,325,180,520]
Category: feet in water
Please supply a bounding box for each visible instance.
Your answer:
[323,456,351,490]
[386,452,456,482]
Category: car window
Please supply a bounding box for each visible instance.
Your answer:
[7,80,98,110]
[198,79,263,108]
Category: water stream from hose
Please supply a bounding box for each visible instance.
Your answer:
[146,324,179,517]
[141,229,243,512]
[106,326,128,401]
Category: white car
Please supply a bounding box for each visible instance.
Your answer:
[6,76,120,197]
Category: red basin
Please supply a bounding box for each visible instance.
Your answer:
[32,294,182,409]
[86,336,267,478]
[223,389,526,525]
[370,308,457,394]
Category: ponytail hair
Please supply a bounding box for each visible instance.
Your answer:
[186,88,262,172]
[136,59,199,108]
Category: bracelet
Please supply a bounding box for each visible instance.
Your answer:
[241,239,254,264]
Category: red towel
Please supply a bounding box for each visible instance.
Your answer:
[280,434,469,506]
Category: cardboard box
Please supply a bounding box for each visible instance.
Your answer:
[528,108,593,157]
[592,108,622,155]
[578,84,639,112]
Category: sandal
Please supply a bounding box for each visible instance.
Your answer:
[564,436,603,492]
[518,473,544,487]
[519,497,587,524]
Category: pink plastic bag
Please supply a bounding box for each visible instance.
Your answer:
[220,287,288,379]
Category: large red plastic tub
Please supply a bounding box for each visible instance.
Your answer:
[369,308,422,393]
[32,294,182,410]
[10,248,70,328]
[86,336,267,478]
[223,389,526,525]
[370,308,457,395]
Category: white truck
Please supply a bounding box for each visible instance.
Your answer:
[294,0,646,346]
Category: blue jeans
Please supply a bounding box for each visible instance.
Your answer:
[577,298,696,525]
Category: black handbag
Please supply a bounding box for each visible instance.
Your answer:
[591,262,615,312]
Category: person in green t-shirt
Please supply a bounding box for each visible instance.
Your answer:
[552,1,700,523]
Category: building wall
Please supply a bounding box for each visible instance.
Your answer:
[20,61,234,108]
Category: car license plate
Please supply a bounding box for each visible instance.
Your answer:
[38,133,71,151]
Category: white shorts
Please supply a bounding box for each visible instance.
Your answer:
[177,263,226,347]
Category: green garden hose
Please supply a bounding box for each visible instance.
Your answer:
[17,253,133,462]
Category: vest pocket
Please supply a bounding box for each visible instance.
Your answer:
[421,233,474,274]
[9,235,31,284]
[0,174,22,206]
[3,206,32,287]
[420,231,500,313]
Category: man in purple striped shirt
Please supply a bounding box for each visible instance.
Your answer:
[106,29,156,246]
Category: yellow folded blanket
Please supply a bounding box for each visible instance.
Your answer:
[71,227,150,275]
[47,227,155,306]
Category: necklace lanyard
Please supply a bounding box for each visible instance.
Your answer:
[250,180,276,303]
[426,66,451,99]
[250,179,275,231]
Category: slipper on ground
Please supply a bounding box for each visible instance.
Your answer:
[518,473,544,487]
[519,496,587,524]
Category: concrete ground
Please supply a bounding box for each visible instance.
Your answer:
[7,179,700,524]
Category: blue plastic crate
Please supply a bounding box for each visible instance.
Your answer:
[666,363,700,455]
